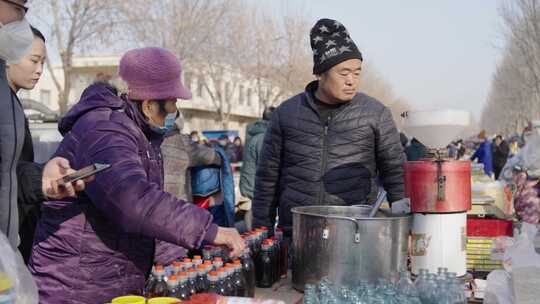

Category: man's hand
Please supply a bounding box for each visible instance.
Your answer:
[42,157,93,199]
[212,227,246,257]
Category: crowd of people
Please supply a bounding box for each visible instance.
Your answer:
[2,2,537,303]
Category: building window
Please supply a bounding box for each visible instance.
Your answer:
[40,89,51,106]
[197,76,204,97]
[239,85,244,105]
[184,72,192,91]
[247,88,252,106]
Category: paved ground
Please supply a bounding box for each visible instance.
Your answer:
[254,275,303,304]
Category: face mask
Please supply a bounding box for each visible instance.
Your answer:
[0,19,33,64]
[150,111,178,135]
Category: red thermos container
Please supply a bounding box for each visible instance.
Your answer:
[404,160,471,213]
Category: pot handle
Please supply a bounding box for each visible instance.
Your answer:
[320,215,361,243]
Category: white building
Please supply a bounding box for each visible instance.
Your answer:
[22,55,276,139]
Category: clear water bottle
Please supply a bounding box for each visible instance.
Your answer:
[413,269,429,301]
[303,284,319,304]
[451,278,467,304]
[397,271,418,297]
[360,287,384,304]
[422,274,438,304]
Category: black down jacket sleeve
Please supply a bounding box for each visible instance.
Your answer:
[375,107,405,203]
[252,109,282,229]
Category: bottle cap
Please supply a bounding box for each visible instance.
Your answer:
[204,260,212,266]
[233,259,241,265]
[179,271,188,277]
[197,264,205,270]
[169,275,177,281]
[193,255,202,260]
[155,264,164,271]
[183,258,192,263]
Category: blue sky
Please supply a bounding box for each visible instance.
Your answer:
[262,0,503,120]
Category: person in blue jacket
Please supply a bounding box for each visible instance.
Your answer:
[471,130,494,176]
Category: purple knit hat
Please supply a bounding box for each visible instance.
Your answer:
[119,47,192,100]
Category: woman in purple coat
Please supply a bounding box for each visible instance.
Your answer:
[28,47,245,304]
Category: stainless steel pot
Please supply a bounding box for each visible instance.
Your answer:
[291,205,411,291]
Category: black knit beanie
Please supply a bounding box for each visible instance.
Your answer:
[310,18,363,74]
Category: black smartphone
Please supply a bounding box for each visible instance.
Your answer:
[57,163,111,187]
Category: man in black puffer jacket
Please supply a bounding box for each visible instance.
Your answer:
[252,18,405,236]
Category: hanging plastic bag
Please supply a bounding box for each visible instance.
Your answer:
[485,223,540,304]
[0,232,38,303]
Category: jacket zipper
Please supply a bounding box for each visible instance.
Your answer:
[7,93,19,237]
[319,116,331,205]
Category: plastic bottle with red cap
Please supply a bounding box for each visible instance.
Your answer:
[270,236,280,283]
[171,261,183,274]
[195,264,208,293]
[206,271,220,294]
[256,240,274,288]
[223,264,236,296]
[187,268,198,296]
[166,275,179,298]
[192,255,203,267]
[147,264,168,298]
[203,245,214,261]
[275,227,289,278]
[177,271,191,300]
[183,258,193,270]
[213,257,223,271]
[232,259,247,297]
[216,268,228,295]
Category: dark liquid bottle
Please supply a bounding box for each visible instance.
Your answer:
[217,268,228,296]
[177,272,191,301]
[165,275,179,298]
[256,242,274,288]
[233,260,247,297]
[275,228,289,278]
[241,248,256,297]
[196,265,208,293]
[207,271,220,294]
[203,245,214,261]
[143,265,158,298]
[270,238,280,283]
[187,268,198,296]
[224,265,236,296]
[148,268,168,298]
